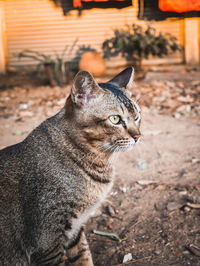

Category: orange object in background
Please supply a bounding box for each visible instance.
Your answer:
[79,52,106,76]
[159,0,200,13]
[73,0,81,7]
[73,0,125,8]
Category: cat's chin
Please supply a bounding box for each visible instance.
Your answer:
[103,142,136,153]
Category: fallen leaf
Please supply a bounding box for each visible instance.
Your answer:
[186,202,200,209]
[177,96,193,103]
[188,244,200,257]
[93,230,125,242]
[167,201,184,211]
[15,131,23,136]
[105,205,116,217]
[137,180,156,185]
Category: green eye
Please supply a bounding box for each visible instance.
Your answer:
[109,115,121,125]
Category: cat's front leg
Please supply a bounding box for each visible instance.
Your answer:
[65,228,93,266]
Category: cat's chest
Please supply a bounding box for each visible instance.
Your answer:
[65,180,113,240]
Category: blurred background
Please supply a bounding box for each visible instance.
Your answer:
[0,0,200,75]
[0,1,200,265]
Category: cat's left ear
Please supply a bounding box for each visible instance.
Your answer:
[71,70,102,107]
[108,67,134,90]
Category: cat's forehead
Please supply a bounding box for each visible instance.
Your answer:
[99,82,138,113]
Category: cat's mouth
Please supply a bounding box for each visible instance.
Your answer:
[103,138,139,153]
[114,139,138,152]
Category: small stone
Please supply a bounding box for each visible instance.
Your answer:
[182,250,190,255]
[174,113,181,119]
[186,105,191,112]
[183,206,191,212]
[155,249,162,255]
[121,187,127,193]
[122,253,132,263]
[18,103,29,109]
[138,161,147,170]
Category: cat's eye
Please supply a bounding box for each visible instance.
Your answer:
[109,115,121,125]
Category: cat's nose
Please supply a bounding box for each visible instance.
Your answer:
[132,133,141,142]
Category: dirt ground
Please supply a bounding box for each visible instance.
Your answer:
[0,67,200,265]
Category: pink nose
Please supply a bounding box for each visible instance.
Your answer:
[133,134,141,142]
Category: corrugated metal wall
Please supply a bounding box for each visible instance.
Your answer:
[0,0,7,73]
[4,0,184,68]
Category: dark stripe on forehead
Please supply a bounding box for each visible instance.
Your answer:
[99,82,134,112]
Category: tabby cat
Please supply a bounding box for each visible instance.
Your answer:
[0,67,141,265]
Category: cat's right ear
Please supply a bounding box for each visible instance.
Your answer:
[108,66,134,90]
[71,70,101,107]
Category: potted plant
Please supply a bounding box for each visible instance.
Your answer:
[17,39,78,86]
[102,23,182,69]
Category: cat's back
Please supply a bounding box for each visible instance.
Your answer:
[0,141,24,169]
[0,143,26,262]
[0,142,24,202]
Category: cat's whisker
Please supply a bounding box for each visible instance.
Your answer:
[79,144,106,163]
[88,145,112,170]
[79,143,116,181]
[108,146,119,164]
[100,144,118,177]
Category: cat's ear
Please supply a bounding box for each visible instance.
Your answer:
[71,70,101,107]
[108,67,134,90]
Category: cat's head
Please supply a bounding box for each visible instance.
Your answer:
[67,67,141,153]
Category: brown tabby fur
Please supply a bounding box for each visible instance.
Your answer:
[0,67,141,265]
